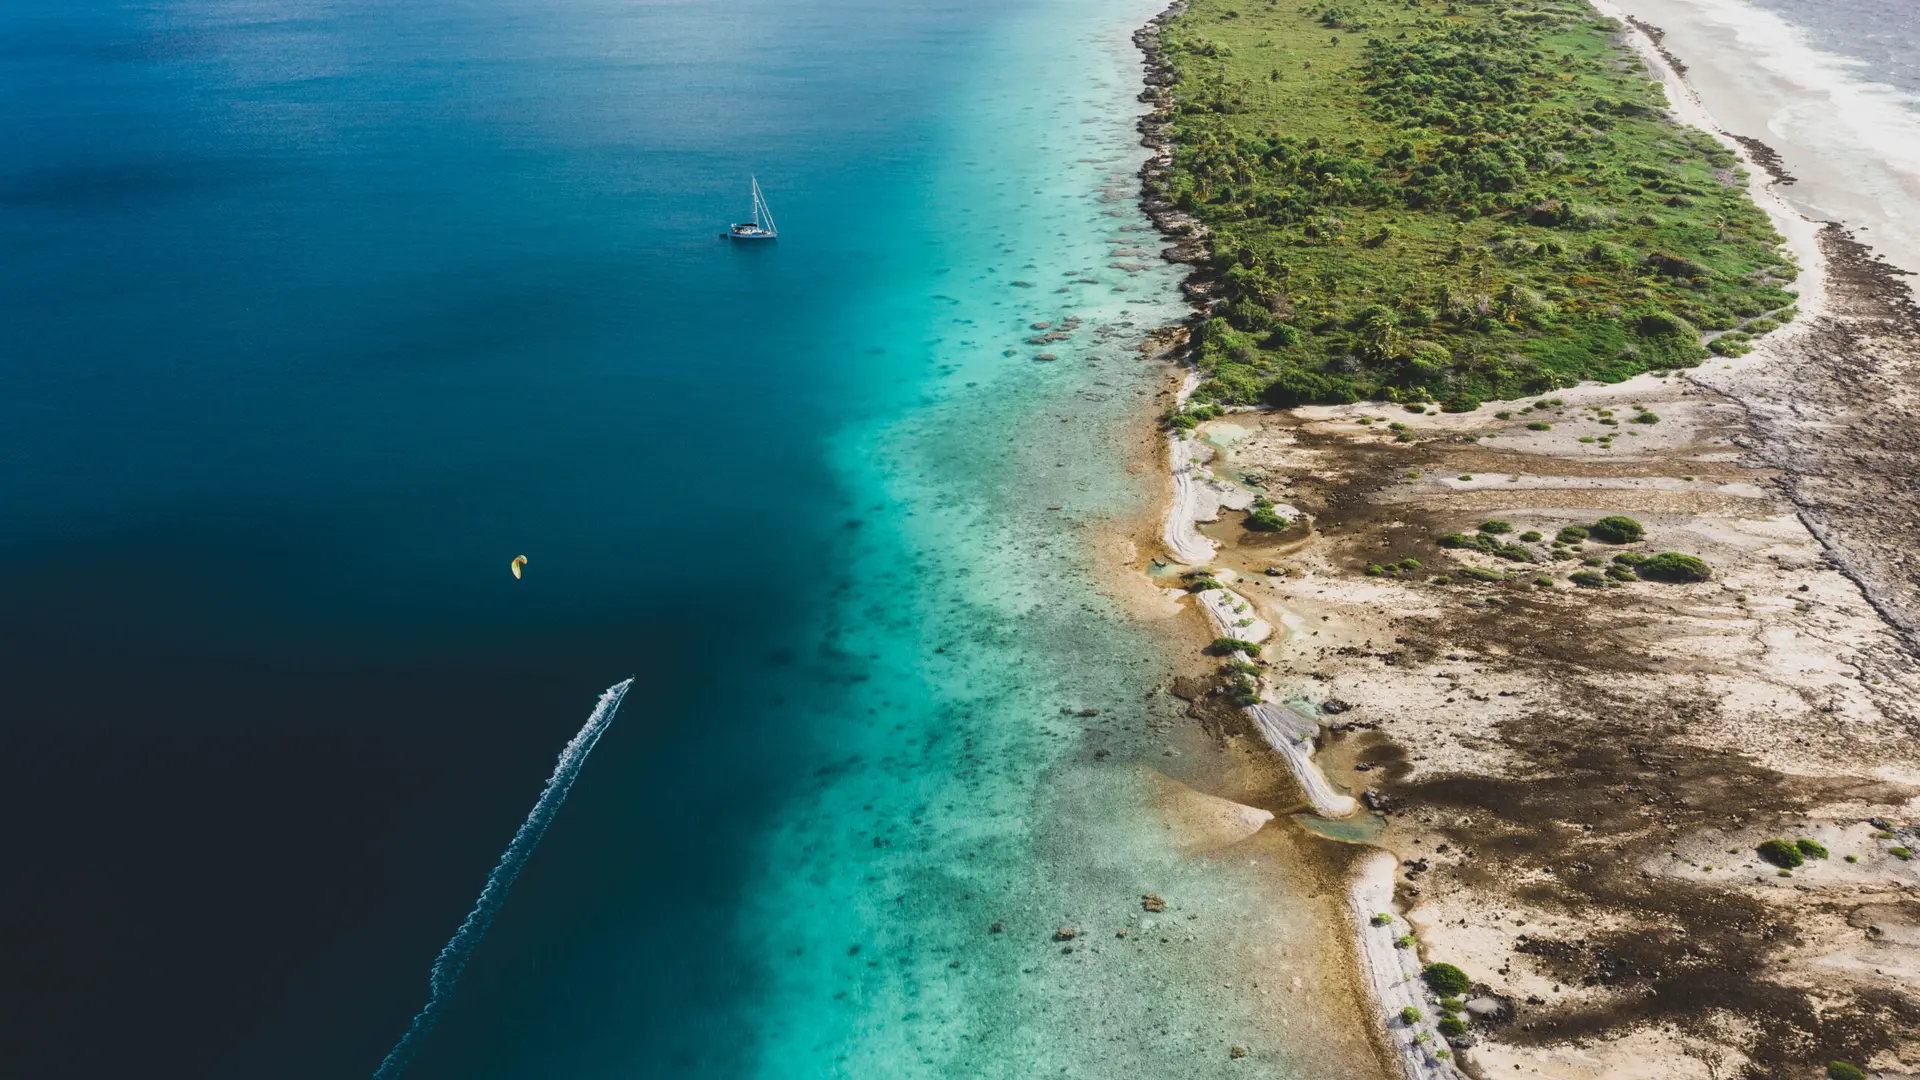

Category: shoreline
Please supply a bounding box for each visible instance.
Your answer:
[1123,0,1920,1077]
[1130,6,1432,1079]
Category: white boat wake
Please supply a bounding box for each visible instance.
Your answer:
[372,677,634,1079]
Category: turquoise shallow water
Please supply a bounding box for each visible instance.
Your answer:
[0,1,1347,1076]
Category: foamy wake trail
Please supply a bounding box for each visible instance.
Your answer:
[372,678,634,1080]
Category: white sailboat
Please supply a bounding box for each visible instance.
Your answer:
[728,176,778,240]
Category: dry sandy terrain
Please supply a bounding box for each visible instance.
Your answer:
[1165,363,1920,1078]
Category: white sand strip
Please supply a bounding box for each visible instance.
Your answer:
[1195,586,1273,644]
[1248,703,1357,818]
[1351,851,1460,1080]
[1163,435,1256,564]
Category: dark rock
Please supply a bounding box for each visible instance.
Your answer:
[1321,698,1352,715]
[990,921,1004,934]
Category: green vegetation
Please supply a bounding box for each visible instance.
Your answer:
[1587,515,1645,543]
[1758,838,1804,869]
[1422,962,1472,996]
[1827,1063,1866,1080]
[1437,531,1533,561]
[1156,0,1796,408]
[1438,997,1465,1014]
[1477,519,1513,534]
[1635,551,1711,582]
[1893,846,1913,861]
[1209,637,1265,655]
[1247,495,1292,530]
[1373,911,1395,926]
[1400,1006,1423,1024]
[1436,1016,1469,1038]
[1569,570,1605,588]
[1519,530,1542,542]
[1555,525,1589,544]
[1460,566,1506,582]
[1796,838,1829,860]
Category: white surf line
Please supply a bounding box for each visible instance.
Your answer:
[1351,851,1460,1080]
[1589,0,1831,320]
[372,678,634,1080]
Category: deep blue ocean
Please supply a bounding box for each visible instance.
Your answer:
[1,2,1345,1078]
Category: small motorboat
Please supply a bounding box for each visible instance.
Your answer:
[728,176,778,240]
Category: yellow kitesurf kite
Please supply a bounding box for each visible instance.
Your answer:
[510,555,528,579]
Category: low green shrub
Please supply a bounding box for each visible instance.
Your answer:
[1757,838,1804,868]
[1569,570,1606,588]
[1372,912,1394,927]
[1246,497,1290,531]
[1588,516,1646,543]
[1436,1016,1468,1038]
[1796,838,1829,859]
[1893,846,1913,860]
[1247,506,1291,531]
[1556,526,1589,544]
[1636,552,1712,582]
[1186,577,1223,592]
[1400,1006,1422,1024]
[1422,963,1472,996]
[1478,520,1514,534]
[1519,530,1543,543]
[1461,567,1505,582]
[1827,1063,1866,1080]
[1207,637,1262,656]
[1527,421,1552,431]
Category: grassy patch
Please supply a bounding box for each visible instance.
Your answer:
[1157,0,1795,408]
[1757,838,1804,869]
[1587,515,1645,543]
[1635,551,1711,582]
